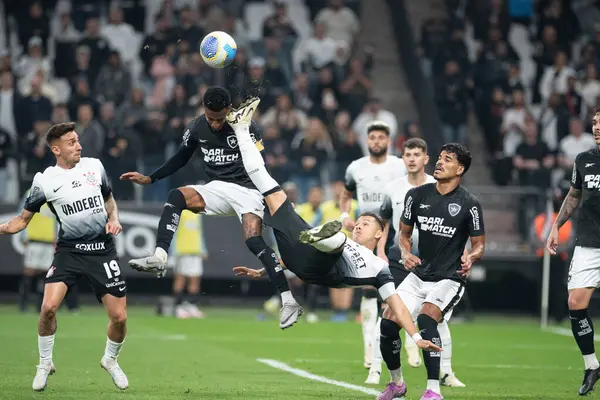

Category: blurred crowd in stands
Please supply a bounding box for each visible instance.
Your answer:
[0,0,415,206]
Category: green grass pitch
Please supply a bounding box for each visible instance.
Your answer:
[0,305,590,399]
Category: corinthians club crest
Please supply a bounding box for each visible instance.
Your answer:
[84,171,98,186]
[448,203,461,217]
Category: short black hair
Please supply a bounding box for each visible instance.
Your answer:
[46,122,76,146]
[358,212,385,230]
[594,107,600,116]
[404,137,428,153]
[203,86,231,112]
[440,142,472,176]
[367,121,390,136]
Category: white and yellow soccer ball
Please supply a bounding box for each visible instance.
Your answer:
[200,31,237,68]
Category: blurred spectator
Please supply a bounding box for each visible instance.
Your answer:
[52,10,79,79]
[291,118,331,202]
[23,74,53,124]
[299,23,339,71]
[68,78,99,120]
[101,6,138,64]
[420,2,449,76]
[435,60,469,144]
[538,92,562,152]
[513,121,554,240]
[175,6,204,50]
[261,93,308,140]
[17,2,50,53]
[94,51,132,106]
[331,110,364,181]
[197,0,226,35]
[0,127,13,202]
[14,37,52,95]
[432,22,470,77]
[579,64,600,110]
[148,56,175,107]
[142,111,171,202]
[501,88,528,159]
[76,103,104,159]
[482,88,506,158]
[565,73,583,116]
[314,0,360,45]
[78,18,110,78]
[140,14,172,76]
[166,84,193,133]
[557,117,595,171]
[292,72,314,114]
[353,97,397,147]
[22,121,53,190]
[116,88,148,134]
[539,51,575,104]
[70,45,97,94]
[339,58,373,119]
[263,2,298,41]
[51,103,70,124]
[394,120,422,154]
[0,71,26,140]
[263,124,292,184]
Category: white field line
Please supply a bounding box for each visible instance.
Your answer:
[256,358,380,397]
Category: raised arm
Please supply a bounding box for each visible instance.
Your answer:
[2,175,46,235]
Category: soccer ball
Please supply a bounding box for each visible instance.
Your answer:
[200,31,237,68]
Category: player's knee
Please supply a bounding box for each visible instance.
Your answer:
[40,301,60,318]
[109,309,127,325]
[417,313,438,334]
[169,188,192,210]
[568,290,590,310]
[380,318,401,339]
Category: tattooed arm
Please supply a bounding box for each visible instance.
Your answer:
[0,209,35,234]
[547,187,581,254]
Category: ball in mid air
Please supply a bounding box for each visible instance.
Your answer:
[200,31,237,68]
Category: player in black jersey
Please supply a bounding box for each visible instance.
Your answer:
[377,143,485,400]
[122,87,301,329]
[546,109,600,396]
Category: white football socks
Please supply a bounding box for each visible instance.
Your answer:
[427,379,441,393]
[369,317,383,373]
[38,334,55,364]
[439,319,453,375]
[360,297,378,361]
[104,337,124,360]
[584,354,600,370]
[154,247,168,263]
[311,232,346,253]
[235,125,279,194]
[281,290,294,304]
[389,367,404,385]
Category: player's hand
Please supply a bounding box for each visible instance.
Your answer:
[342,217,355,231]
[546,226,559,255]
[415,339,442,352]
[402,254,421,270]
[120,171,151,185]
[233,266,264,279]
[105,220,122,235]
[459,250,472,278]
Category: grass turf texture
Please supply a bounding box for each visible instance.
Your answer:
[0,305,589,399]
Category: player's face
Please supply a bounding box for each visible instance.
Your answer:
[402,147,429,173]
[352,216,383,245]
[206,108,229,131]
[434,150,463,180]
[593,113,600,145]
[52,131,82,164]
[367,130,389,157]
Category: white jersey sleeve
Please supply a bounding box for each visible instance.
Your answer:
[24,173,47,213]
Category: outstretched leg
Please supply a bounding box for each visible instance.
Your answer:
[226,98,286,215]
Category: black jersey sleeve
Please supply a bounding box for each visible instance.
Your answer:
[380,194,393,221]
[400,187,417,226]
[466,196,485,237]
[571,154,582,190]
[98,159,112,199]
[24,173,46,213]
[344,162,357,192]
[149,123,198,183]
